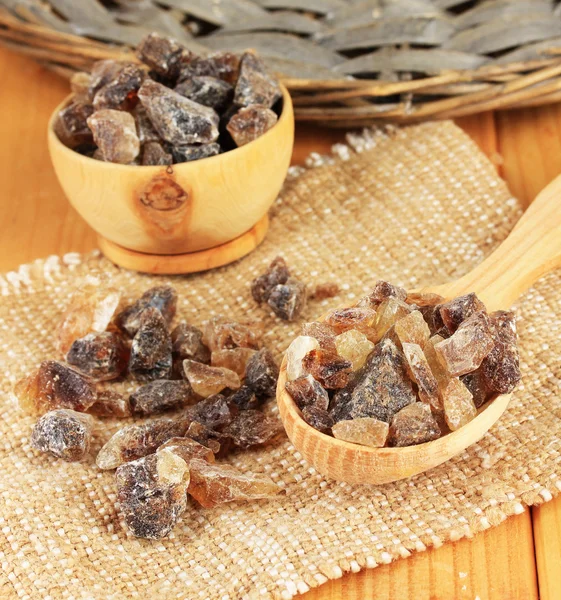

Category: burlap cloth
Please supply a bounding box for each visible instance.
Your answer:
[1,121,559,600]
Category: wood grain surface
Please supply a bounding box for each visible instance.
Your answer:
[1,46,560,600]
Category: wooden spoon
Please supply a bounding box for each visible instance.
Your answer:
[276,174,561,485]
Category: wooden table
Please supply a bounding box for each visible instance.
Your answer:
[1,47,560,600]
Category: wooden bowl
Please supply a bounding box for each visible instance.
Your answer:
[277,361,511,485]
[47,85,294,274]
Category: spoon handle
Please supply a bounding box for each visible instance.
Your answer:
[425,173,561,312]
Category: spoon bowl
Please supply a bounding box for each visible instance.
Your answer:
[276,173,561,484]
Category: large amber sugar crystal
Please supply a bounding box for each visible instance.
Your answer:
[96,414,191,469]
[439,293,486,333]
[442,378,477,431]
[211,348,257,377]
[373,298,412,340]
[188,458,280,508]
[435,312,494,377]
[116,450,189,539]
[480,310,521,394]
[117,286,178,337]
[183,360,241,397]
[56,279,121,356]
[335,329,374,371]
[129,308,173,382]
[130,380,197,415]
[285,336,320,381]
[402,342,442,411]
[330,339,416,423]
[285,374,329,410]
[394,310,430,348]
[389,402,441,447]
[31,409,94,462]
[332,417,389,448]
[302,349,352,389]
[14,360,98,416]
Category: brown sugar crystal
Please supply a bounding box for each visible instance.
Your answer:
[301,322,338,353]
[117,286,178,337]
[183,360,241,397]
[402,342,442,412]
[227,105,278,147]
[302,349,352,389]
[435,312,494,377]
[171,323,211,364]
[187,459,280,509]
[211,348,257,378]
[56,280,120,356]
[96,413,192,470]
[267,278,307,321]
[31,409,94,462]
[138,79,220,146]
[88,390,132,418]
[234,52,282,108]
[130,380,197,415]
[251,256,290,304]
[175,76,233,111]
[480,310,521,394]
[15,360,98,416]
[129,307,173,382]
[87,109,140,164]
[389,403,441,447]
[332,417,389,448]
[244,349,279,398]
[66,331,128,381]
[116,451,189,539]
[285,374,329,411]
[223,410,283,449]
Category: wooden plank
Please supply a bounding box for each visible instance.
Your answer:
[0,47,97,272]
[496,104,561,208]
[534,497,561,600]
[300,513,538,600]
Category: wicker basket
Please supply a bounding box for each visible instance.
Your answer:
[2,0,561,126]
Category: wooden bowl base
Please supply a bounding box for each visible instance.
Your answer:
[97,215,269,275]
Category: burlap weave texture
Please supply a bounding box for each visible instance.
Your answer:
[1,121,559,600]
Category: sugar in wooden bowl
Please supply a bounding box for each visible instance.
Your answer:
[48,33,294,274]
